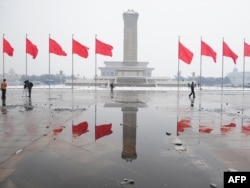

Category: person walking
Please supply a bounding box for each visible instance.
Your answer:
[1,79,7,99]
[189,82,195,98]
[110,82,114,93]
[24,80,33,97]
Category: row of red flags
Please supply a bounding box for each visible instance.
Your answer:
[3,37,113,59]
[177,118,250,135]
[3,37,250,65]
[180,40,250,64]
[53,121,113,140]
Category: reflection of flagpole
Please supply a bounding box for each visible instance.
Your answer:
[2,34,5,79]
[72,34,74,89]
[94,104,97,142]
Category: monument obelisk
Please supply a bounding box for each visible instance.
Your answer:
[123,9,139,63]
[98,10,154,86]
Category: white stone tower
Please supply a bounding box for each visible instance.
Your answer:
[123,9,139,62]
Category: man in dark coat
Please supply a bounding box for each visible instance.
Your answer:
[24,80,33,97]
[189,82,195,98]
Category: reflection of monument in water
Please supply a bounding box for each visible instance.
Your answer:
[99,10,155,87]
[104,97,146,161]
[121,106,138,161]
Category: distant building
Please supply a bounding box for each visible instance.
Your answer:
[226,68,250,87]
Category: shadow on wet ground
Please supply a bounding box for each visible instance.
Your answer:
[0,88,250,187]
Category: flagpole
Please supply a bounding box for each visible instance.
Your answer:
[221,37,224,92]
[25,34,28,99]
[177,36,180,96]
[95,34,97,92]
[72,34,74,89]
[177,36,180,136]
[199,37,202,110]
[25,34,28,79]
[49,34,51,94]
[243,38,246,91]
[221,37,224,114]
[242,38,246,124]
[2,34,5,79]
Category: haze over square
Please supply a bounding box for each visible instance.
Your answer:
[1,0,250,78]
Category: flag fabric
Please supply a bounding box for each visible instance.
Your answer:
[72,121,89,137]
[3,38,14,56]
[199,125,213,134]
[177,119,192,135]
[244,42,250,57]
[241,125,250,134]
[223,41,238,64]
[53,126,65,136]
[178,42,193,64]
[95,123,113,140]
[221,122,236,135]
[95,39,113,57]
[26,38,38,59]
[201,40,217,62]
[72,39,89,58]
[49,38,67,56]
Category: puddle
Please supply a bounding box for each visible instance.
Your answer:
[1,89,250,187]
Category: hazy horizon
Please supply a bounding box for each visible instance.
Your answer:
[1,0,250,79]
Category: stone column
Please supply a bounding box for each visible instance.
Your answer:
[123,10,139,63]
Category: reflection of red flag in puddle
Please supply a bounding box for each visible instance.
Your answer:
[177,119,191,135]
[53,126,65,135]
[72,121,89,137]
[241,125,250,134]
[95,123,113,140]
[199,125,213,134]
[221,123,236,134]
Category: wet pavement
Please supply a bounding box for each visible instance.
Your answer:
[0,87,250,188]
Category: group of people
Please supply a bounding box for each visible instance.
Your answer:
[1,79,197,107]
[1,79,33,106]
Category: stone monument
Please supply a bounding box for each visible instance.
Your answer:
[99,10,154,86]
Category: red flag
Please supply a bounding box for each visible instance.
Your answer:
[241,125,250,134]
[178,42,193,64]
[95,123,113,140]
[26,38,38,59]
[199,125,213,134]
[72,121,89,137]
[201,41,217,62]
[3,38,14,56]
[223,41,238,64]
[72,39,89,58]
[244,42,250,57]
[95,39,113,57]
[49,38,67,56]
[221,122,236,134]
[177,119,192,135]
[53,126,65,136]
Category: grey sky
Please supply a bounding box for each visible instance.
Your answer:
[0,0,250,78]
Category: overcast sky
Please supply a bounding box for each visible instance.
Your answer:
[1,0,250,79]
